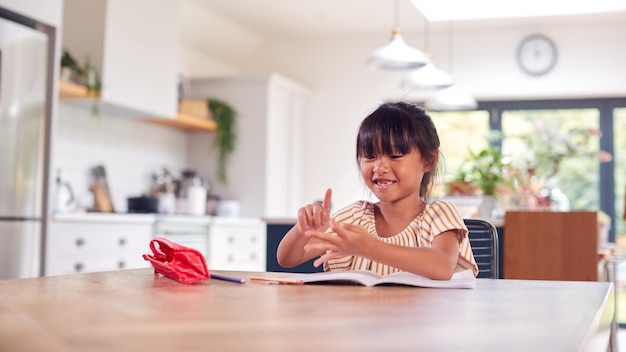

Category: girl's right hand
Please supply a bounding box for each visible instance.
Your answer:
[296,188,332,234]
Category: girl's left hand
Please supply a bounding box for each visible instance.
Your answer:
[304,221,373,267]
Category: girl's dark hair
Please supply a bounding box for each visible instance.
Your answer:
[356,102,441,200]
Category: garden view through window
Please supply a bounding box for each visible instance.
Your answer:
[430,100,625,325]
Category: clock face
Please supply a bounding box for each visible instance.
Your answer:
[516,34,558,76]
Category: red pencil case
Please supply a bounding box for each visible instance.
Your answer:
[143,237,210,284]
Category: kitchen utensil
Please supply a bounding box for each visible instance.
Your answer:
[91,165,114,212]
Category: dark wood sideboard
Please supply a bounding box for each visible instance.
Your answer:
[503,211,601,281]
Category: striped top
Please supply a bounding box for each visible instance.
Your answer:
[323,199,479,277]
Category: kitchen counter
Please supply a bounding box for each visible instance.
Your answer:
[52,212,262,224]
[261,217,296,224]
[52,212,216,223]
[52,212,156,224]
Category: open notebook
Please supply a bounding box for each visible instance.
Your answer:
[291,269,476,288]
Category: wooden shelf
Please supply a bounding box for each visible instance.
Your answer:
[143,113,217,132]
[58,82,216,132]
[58,81,94,99]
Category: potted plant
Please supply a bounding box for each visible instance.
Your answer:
[452,145,511,219]
[462,145,510,196]
[207,98,237,185]
[60,49,83,82]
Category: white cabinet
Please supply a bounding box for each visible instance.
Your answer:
[61,0,178,118]
[154,216,266,272]
[153,215,211,258]
[207,217,266,272]
[188,74,310,218]
[46,214,267,275]
[46,213,154,276]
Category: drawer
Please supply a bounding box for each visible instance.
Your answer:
[47,256,151,276]
[156,234,208,258]
[207,219,266,272]
[46,221,153,276]
[46,256,117,275]
[50,223,152,255]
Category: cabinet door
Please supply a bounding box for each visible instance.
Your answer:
[265,83,308,217]
[503,211,599,281]
[62,0,178,118]
[208,219,266,272]
[188,74,310,218]
[153,217,210,258]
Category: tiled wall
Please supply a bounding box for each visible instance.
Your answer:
[53,104,189,212]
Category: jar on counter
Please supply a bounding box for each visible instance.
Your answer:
[177,170,207,215]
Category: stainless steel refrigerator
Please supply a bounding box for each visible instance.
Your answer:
[0,7,55,279]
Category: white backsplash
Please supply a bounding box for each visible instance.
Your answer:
[53,104,189,212]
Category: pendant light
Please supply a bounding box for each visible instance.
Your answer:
[366,0,427,70]
[401,61,454,89]
[426,85,477,111]
[426,21,477,110]
[401,19,454,89]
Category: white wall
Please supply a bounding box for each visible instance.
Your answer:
[12,1,622,218]
[54,105,189,212]
[181,8,626,215]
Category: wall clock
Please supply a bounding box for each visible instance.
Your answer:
[516,34,558,76]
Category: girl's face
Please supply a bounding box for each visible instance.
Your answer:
[360,147,432,203]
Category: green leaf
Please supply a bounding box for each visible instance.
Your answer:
[207,99,237,185]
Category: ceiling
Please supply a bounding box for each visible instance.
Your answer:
[187,0,626,38]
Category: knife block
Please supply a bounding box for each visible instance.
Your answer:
[90,165,114,213]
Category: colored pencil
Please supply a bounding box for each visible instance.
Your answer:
[210,273,246,284]
[249,276,304,285]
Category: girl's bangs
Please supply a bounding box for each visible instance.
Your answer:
[358,122,411,157]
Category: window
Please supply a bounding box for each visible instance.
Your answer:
[615,107,626,238]
[501,108,600,210]
[429,110,490,197]
[432,98,625,241]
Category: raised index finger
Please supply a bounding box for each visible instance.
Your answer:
[322,188,332,214]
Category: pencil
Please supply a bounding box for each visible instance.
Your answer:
[210,273,246,284]
[249,276,304,285]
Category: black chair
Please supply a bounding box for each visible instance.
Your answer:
[464,218,500,279]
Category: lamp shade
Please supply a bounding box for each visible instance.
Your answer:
[366,27,428,70]
[401,62,454,90]
[426,85,478,111]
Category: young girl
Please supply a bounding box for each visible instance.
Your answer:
[277,102,478,280]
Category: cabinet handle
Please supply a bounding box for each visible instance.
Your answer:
[250,236,256,243]
[228,236,234,244]
[250,253,256,260]
[118,261,126,269]
[75,238,85,247]
[74,262,84,272]
[119,238,127,246]
[227,254,234,262]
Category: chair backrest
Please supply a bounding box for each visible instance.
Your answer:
[464,218,499,279]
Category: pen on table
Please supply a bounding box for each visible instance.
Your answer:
[249,276,304,285]
[210,273,246,284]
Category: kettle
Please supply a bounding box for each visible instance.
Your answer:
[54,170,75,213]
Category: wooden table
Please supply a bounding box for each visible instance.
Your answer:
[0,269,615,352]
